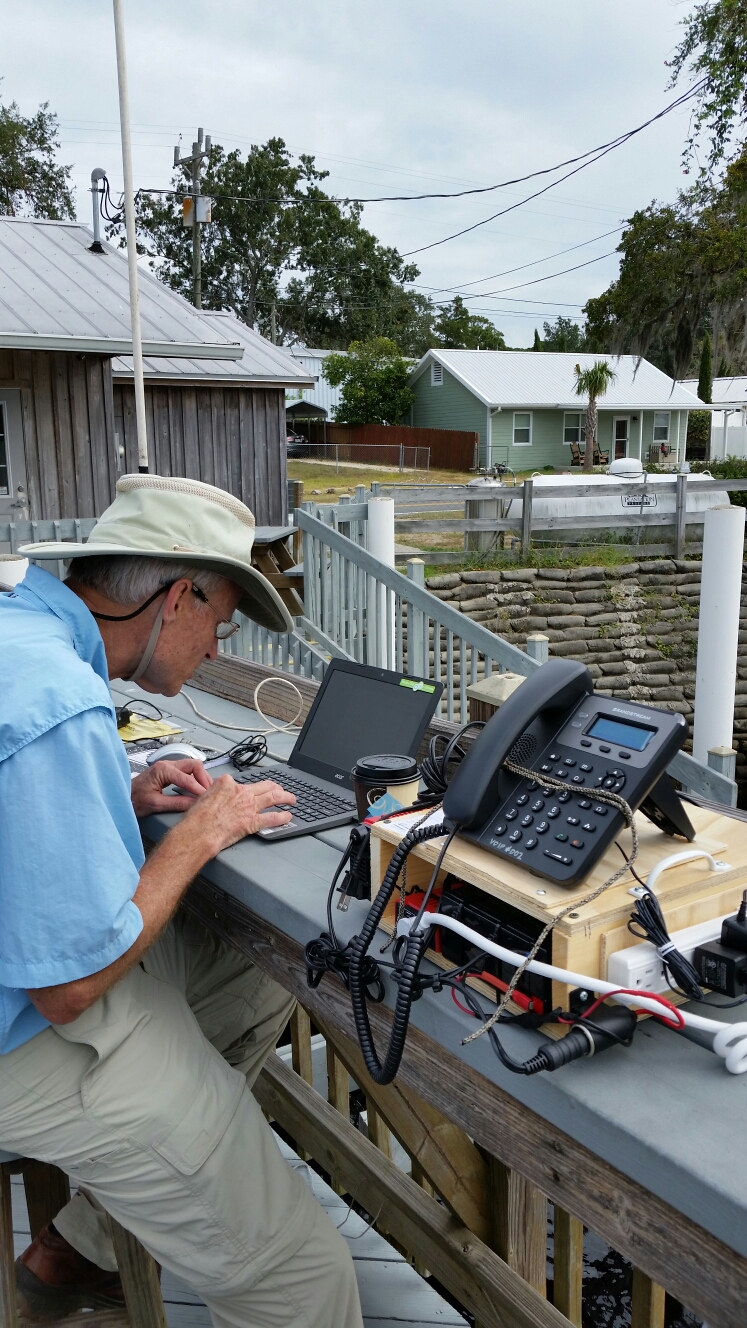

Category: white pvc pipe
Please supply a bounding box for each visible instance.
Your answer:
[692,504,746,763]
[367,497,395,567]
[112,0,148,472]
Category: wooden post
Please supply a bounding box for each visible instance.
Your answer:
[674,472,687,559]
[488,1154,547,1298]
[108,1214,167,1328]
[326,1041,350,1194]
[366,1101,392,1159]
[22,1160,70,1240]
[290,478,304,564]
[0,1168,18,1328]
[290,1005,314,1161]
[553,1206,583,1326]
[631,1268,666,1328]
[521,478,533,561]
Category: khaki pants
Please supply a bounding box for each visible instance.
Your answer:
[0,911,362,1328]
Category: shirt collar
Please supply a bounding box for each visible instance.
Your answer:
[14,565,110,684]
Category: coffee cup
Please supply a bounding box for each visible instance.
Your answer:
[351,754,420,821]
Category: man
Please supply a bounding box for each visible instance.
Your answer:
[0,474,363,1328]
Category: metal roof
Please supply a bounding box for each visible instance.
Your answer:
[112,311,315,387]
[412,350,703,411]
[0,218,245,358]
[682,376,747,407]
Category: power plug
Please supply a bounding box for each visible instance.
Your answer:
[693,941,747,998]
[721,891,747,954]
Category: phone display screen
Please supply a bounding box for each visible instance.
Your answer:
[586,715,656,751]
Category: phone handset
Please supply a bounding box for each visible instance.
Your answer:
[442,659,594,831]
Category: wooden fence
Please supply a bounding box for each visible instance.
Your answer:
[300,422,479,473]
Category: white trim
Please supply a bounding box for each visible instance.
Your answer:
[512,410,532,446]
[0,333,244,359]
[486,405,492,467]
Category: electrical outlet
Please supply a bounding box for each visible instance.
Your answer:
[607,914,731,993]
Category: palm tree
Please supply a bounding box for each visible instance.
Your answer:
[574,360,617,473]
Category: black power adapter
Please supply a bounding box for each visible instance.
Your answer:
[721,891,747,954]
[692,942,747,998]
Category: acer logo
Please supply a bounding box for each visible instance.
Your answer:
[334,774,344,780]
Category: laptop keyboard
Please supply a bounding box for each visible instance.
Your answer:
[236,768,356,823]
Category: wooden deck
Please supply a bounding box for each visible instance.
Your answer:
[10,1135,466,1328]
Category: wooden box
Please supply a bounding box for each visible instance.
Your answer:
[370,805,747,1024]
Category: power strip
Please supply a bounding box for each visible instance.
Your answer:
[607,914,731,993]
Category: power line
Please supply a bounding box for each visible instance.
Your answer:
[454,249,617,299]
[436,226,623,292]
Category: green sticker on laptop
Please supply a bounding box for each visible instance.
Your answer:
[399,678,436,694]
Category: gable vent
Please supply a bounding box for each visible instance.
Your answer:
[431,361,443,386]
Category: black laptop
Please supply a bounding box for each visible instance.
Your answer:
[238,659,443,840]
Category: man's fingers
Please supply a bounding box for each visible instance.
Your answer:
[156,762,211,796]
[246,781,296,808]
[258,809,294,827]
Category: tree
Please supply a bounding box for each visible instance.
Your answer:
[669,0,747,175]
[322,337,414,425]
[574,360,617,473]
[541,315,585,352]
[0,94,74,218]
[434,296,506,349]
[532,328,542,351]
[698,331,713,402]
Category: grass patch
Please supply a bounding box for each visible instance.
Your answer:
[421,544,647,578]
[288,461,543,502]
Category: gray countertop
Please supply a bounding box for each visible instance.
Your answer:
[114,679,747,1257]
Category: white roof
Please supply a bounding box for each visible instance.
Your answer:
[412,350,702,411]
[112,312,314,387]
[682,377,747,407]
[0,218,244,358]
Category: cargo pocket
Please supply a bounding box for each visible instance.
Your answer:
[152,1049,244,1175]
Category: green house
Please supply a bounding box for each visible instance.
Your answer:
[409,350,701,470]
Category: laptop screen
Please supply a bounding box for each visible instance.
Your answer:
[290,662,443,789]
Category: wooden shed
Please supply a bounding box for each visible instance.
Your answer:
[0,219,312,526]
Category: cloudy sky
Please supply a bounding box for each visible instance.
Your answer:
[3,0,699,345]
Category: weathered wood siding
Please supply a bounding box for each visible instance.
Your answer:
[0,349,116,521]
[114,383,288,524]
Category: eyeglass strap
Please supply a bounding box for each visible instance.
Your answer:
[92,583,176,622]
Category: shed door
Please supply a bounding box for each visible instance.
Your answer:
[613,416,629,460]
[0,390,28,520]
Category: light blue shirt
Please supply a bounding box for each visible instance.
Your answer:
[0,566,144,1054]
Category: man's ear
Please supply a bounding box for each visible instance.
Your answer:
[162,579,193,624]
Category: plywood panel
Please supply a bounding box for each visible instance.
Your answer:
[31,352,62,519]
[238,389,255,510]
[210,388,228,492]
[224,388,241,500]
[68,356,96,517]
[101,359,117,502]
[196,389,213,486]
[50,353,76,517]
[182,387,200,479]
[86,357,112,515]
[251,390,268,520]
[18,383,41,520]
[151,387,171,476]
[168,389,185,476]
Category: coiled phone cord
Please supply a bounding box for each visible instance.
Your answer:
[461,758,639,1047]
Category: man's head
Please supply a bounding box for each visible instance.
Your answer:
[18,475,294,691]
[65,554,242,694]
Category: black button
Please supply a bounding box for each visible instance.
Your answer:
[531,799,545,812]
[566,815,580,826]
[611,769,625,779]
[541,763,553,772]
[570,839,585,850]
[563,757,576,767]
[580,738,592,747]
[544,850,572,865]
[536,821,549,834]
[549,752,561,762]
[599,744,611,753]
[618,751,631,759]
[521,814,534,827]
[571,775,584,784]
[603,777,617,789]
[509,829,522,843]
[526,780,538,791]
[554,768,568,779]
[540,786,553,796]
[547,806,560,819]
[505,808,518,820]
[558,791,571,803]
[516,793,529,806]
[593,805,608,816]
[525,837,538,849]
[578,798,591,809]
[578,710,589,719]
[495,823,507,835]
[555,832,568,842]
[580,763,593,772]
[582,822,596,833]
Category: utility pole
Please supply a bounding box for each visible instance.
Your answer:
[270,301,277,345]
[174,129,211,308]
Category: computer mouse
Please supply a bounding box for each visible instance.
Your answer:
[146,743,206,765]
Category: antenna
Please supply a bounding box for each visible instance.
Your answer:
[89,168,107,254]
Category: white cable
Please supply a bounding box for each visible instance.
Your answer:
[180,678,304,735]
[396,910,747,1073]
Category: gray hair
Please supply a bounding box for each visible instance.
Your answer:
[65,555,231,606]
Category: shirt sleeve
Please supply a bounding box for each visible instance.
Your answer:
[0,707,144,990]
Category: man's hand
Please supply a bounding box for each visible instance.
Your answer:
[131,757,213,816]
[180,774,296,856]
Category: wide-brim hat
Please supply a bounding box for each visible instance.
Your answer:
[19,474,294,634]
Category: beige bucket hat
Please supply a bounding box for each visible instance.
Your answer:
[19,474,294,635]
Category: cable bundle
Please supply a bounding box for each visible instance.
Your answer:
[628,887,704,1001]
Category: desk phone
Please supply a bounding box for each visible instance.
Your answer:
[443,659,695,886]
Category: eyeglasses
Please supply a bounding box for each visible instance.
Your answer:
[191,585,240,639]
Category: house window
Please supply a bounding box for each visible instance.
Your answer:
[563,412,586,444]
[431,361,443,386]
[653,412,670,442]
[513,411,532,446]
